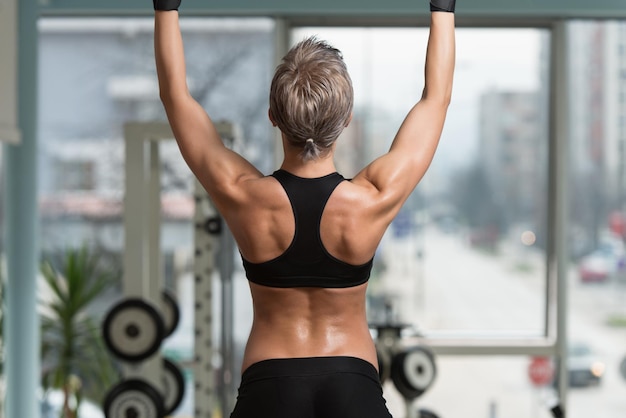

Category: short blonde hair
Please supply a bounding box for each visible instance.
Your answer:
[269,37,354,161]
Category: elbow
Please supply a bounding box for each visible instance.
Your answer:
[156,75,190,105]
[159,89,173,106]
[159,87,188,108]
[159,85,176,105]
[438,90,452,108]
[158,93,177,115]
[442,90,452,108]
[422,87,452,108]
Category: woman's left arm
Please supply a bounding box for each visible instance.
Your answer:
[154,6,262,197]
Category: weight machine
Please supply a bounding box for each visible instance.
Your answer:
[375,323,439,418]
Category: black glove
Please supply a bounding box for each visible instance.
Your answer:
[154,0,181,11]
[430,0,456,13]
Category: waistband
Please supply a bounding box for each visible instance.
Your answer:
[241,356,380,385]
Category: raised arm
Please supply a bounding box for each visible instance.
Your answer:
[353,1,456,218]
[153,1,262,199]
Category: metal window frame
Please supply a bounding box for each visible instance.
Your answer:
[37,0,626,20]
[37,2,572,354]
[34,10,572,408]
[278,18,567,356]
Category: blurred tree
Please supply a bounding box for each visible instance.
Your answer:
[40,246,120,418]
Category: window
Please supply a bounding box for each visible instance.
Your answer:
[36,16,626,418]
[39,18,276,417]
[292,27,550,337]
[287,24,625,418]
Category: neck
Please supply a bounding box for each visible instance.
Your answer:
[280,145,336,178]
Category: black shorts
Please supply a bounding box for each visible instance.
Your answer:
[230,356,393,418]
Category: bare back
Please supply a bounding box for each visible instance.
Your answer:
[221,174,391,372]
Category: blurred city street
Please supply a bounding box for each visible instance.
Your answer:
[168,223,626,418]
[376,225,626,418]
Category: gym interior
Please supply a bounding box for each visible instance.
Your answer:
[1,0,626,417]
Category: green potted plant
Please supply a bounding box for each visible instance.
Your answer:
[40,246,120,418]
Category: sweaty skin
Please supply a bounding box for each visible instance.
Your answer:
[235,173,385,372]
[243,283,375,372]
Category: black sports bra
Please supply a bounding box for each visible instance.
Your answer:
[241,169,374,288]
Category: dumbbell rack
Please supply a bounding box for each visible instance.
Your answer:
[192,177,220,418]
[123,122,167,387]
[101,121,240,418]
[193,122,242,417]
[102,122,188,418]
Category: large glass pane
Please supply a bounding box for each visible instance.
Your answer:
[566,20,626,418]
[291,24,626,417]
[292,27,551,337]
[38,17,275,416]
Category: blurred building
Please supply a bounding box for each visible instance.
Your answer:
[479,90,547,230]
[568,21,626,251]
[617,23,626,227]
[601,22,626,213]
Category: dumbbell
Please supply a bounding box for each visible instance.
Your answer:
[162,358,186,414]
[391,346,437,400]
[161,289,181,338]
[102,292,180,362]
[103,358,185,418]
[103,379,165,418]
[103,298,165,362]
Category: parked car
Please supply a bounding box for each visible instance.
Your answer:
[578,236,626,282]
[578,251,614,282]
[567,342,605,387]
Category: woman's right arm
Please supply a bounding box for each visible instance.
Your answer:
[352,3,456,220]
[154,0,262,202]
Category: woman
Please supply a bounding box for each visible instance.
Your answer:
[154,1,455,416]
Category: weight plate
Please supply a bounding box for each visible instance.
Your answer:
[103,298,165,362]
[391,346,437,400]
[403,348,436,390]
[161,290,181,338]
[103,379,165,418]
[163,358,186,415]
